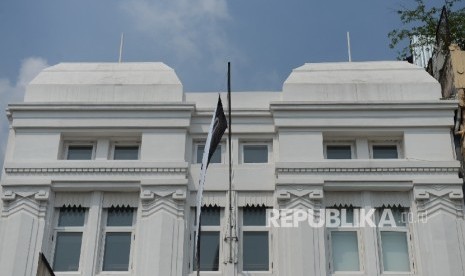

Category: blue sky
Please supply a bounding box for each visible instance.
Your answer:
[0,0,428,164]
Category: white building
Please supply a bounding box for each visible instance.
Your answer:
[0,61,464,276]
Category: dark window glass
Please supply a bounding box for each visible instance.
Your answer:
[67,145,93,160]
[326,145,352,159]
[53,232,83,271]
[243,207,267,226]
[243,231,269,271]
[243,145,268,163]
[107,208,134,227]
[199,207,220,226]
[58,207,85,227]
[114,146,139,160]
[373,145,398,159]
[102,232,132,271]
[194,232,220,271]
[197,144,221,164]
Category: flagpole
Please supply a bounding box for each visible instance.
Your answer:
[227,62,233,264]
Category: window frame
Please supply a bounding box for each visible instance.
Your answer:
[376,208,414,273]
[240,142,271,164]
[98,207,137,273]
[369,140,403,159]
[190,206,223,273]
[110,141,141,160]
[194,141,225,164]
[51,207,88,272]
[240,206,271,273]
[63,141,96,160]
[324,141,356,159]
[327,207,364,274]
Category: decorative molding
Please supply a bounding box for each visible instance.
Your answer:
[55,192,92,207]
[5,167,188,175]
[371,192,411,207]
[414,186,464,217]
[2,189,50,202]
[276,185,323,209]
[188,192,227,207]
[140,186,187,218]
[103,192,139,208]
[237,192,274,207]
[2,188,50,218]
[277,167,459,174]
[325,192,362,207]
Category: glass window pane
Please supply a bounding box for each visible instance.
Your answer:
[378,208,407,227]
[243,145,268,163]
[53,232,82,271]
[67,145,93,160]
[194,231,220,271]
[58,208,85,227]
[373,145,398,159]
[107,208,134,227]
[327,145,352,159]
[381,231,410,272]
[103,232,132,271]
[114,146,139,160]
[200,207,220,226]
[331,231,360,271]
[243,231,269,271]
[197,145,221,164]
[243,207,267,226]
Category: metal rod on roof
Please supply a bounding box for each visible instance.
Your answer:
[119,33,124,63]
[347,31,352,62]
[227,61,234,265]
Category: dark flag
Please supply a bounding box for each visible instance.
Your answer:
[195,95,228,275]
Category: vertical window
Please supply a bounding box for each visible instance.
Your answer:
[372,145,399,159]
[193,206,221,271]
[102,207,135,271]
[242,206,269,271]
[326,145,353,159]
[113,145,139,160]
[328,207,362,272]
[243,144,268,163]
[377,208,411,272]
[53,207,86,271]
[66,145,94,160]
[196,144,222,164]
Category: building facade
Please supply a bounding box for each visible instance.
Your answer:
[0,61,464,276]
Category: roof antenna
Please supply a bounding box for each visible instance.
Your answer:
[118,33,124,63]
[347,31,352,62]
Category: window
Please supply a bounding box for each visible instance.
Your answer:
[377,208,411,272]
[101,207,135,271]
[243,144,268,163]
[193,206,221,271]
[325,145,353,159]
[196,144,222,164]
[241,206,269,271]
[113,145,139,160]
[328,207,362,273]
[53,207,86,271]
[65,144,94,160]
[372,145,399,159]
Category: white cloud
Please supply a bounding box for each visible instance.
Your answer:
[0,57,49,167]
[120,0,239,70]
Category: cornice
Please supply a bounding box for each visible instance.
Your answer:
[270,101,458,111]
[7,103,196,112]
[4,167,188,174]
[276,167,459,174]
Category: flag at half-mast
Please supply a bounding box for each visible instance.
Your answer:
[194,95,228,268]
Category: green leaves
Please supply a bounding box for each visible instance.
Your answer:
[388,0,465,60]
